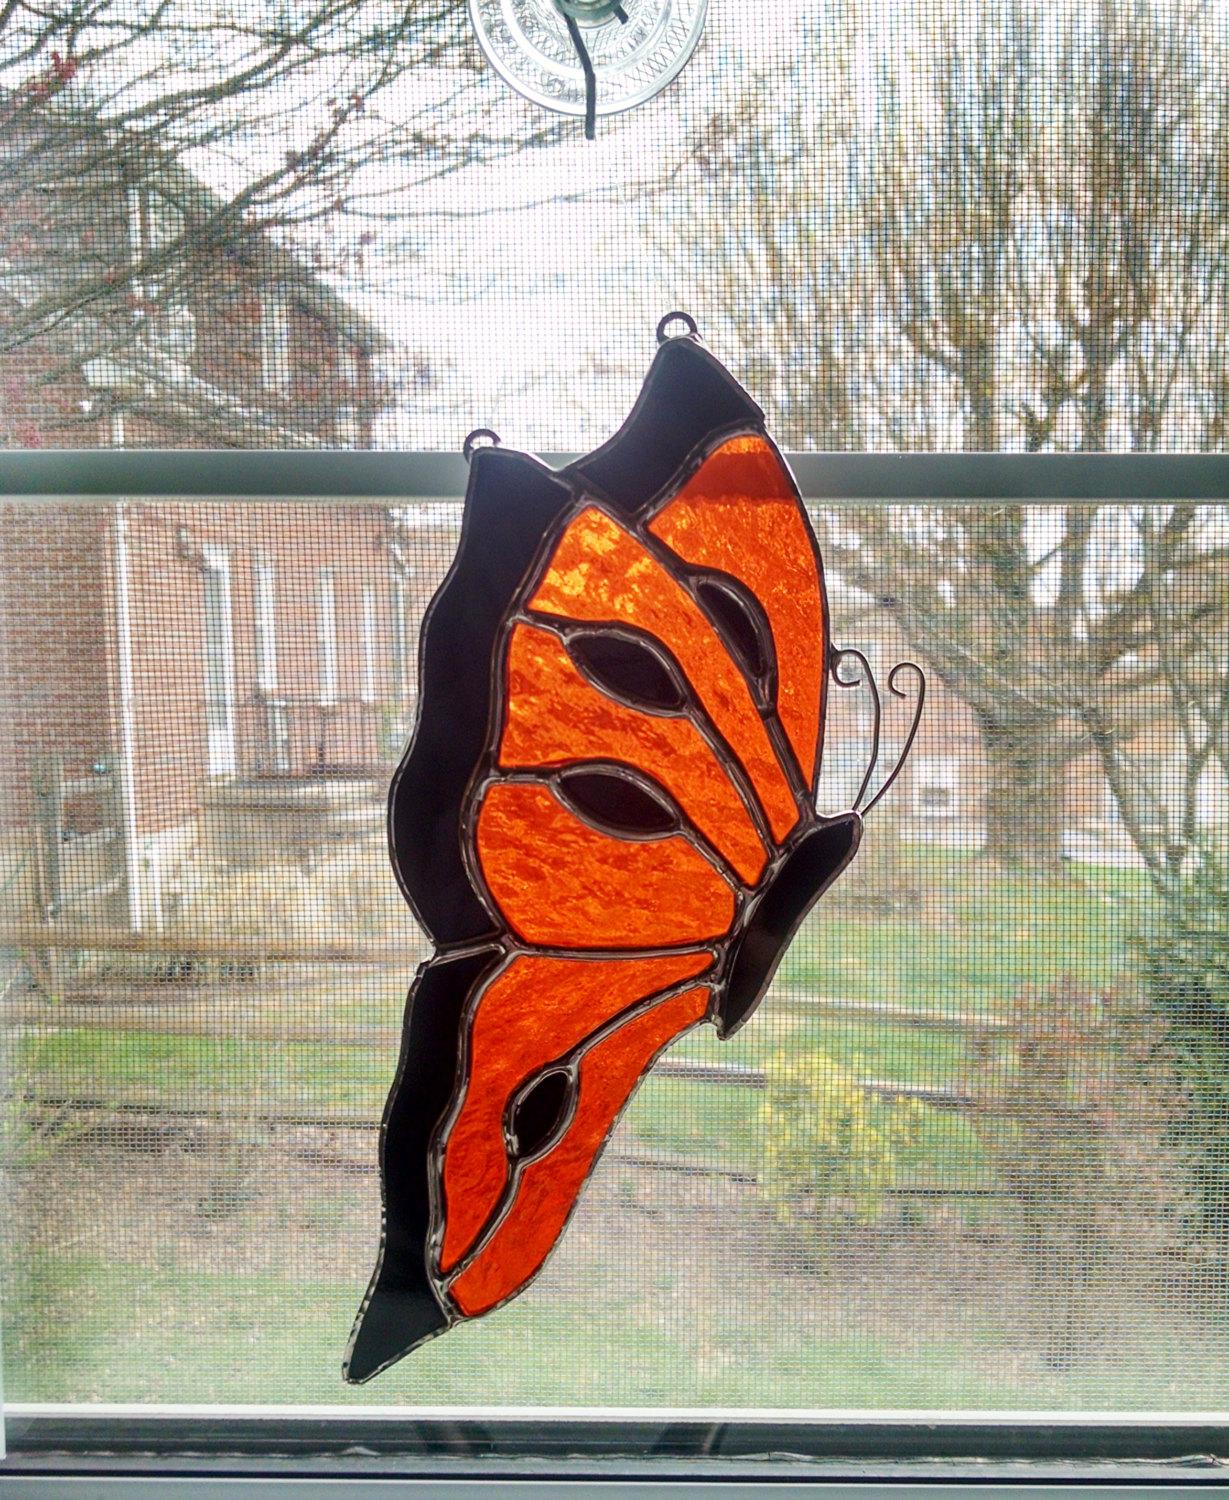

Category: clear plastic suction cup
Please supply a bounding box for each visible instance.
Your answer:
[469,0,708,122]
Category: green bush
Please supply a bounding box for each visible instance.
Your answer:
[969,977,1183,1241]
[1136,851,1229,1252]
[758,1049,927,1256]
[967,977,1185,1365]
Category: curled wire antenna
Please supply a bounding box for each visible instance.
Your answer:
[862,661,926,814]
[830,648,927,815]
[831,647,881,812]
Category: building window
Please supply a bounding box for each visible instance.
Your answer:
[252,557,289,774]
[316,566,337,707]
[253,558,278,695]
[201,544,236,778]
[912,754,960,819]
[261,290,293,394]
[361,583,377,704]
[126,183,196,365]
[126,184,186,274]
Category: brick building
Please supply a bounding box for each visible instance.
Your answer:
[0,499,410,930]
[3,100,1219,930]
[0,98,403,929]
[1,92,388,451]
[829,584,1227,863]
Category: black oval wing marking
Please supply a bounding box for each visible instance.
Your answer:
[507,1066,577,1162]
[565,626,688,714]
[555,765,681,839]
[692,572,778,708]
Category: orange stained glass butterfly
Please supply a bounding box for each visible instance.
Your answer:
[345,316,924,1382]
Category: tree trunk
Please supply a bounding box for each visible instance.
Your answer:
[979,719,1067,870]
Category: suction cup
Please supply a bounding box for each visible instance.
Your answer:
[469,0,707,131]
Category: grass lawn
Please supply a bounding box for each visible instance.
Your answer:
[776,847,1147,1004]
[3,1253,991,1407]
[10,1248,1222,1410]
[9,858,1224,1414]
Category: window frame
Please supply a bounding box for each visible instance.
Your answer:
[2,450,1225,502]
[1,1406,1226,1490]
[1,446,1227,1491]
[259,289,294,397]
[912,753,961,820]
[360,581,378,705]
[200,540,238,778]
[126,184,197,367]
[315,564,339,708]
[252,555,279,698]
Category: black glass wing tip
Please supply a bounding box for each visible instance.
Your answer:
[568,332,765,517]
[345,947,499,1383]
[343,1283,451,1384]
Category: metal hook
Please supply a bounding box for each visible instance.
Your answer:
[656,310,699,345]
[560,11,598,140]
[462,428,500,462]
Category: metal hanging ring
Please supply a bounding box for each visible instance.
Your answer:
[656,311,699,345]
[462,428,501,462]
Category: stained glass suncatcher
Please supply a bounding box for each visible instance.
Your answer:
[345,319,922,1381]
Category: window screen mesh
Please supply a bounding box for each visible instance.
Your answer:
[2,0,1229,1415]
[2,497,1227,1409]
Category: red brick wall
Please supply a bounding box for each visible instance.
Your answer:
[0,108,382,452]
[0,501,394,841]
[120,501,393,836]
[0,300,378,452]
[0,504,116,827]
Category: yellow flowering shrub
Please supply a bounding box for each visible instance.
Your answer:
[759,1049,927,1235]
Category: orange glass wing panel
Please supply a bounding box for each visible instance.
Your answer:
[528,505,800,843]
[447,983,711,1317]
[475,780,736,949]
[437,950,712,1273]
[649,436,827,787]
[498,620,768,886]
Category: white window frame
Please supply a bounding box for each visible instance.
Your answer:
[360,582,378,704]
[253,557,278,696]
[252,555,290,773]
[260,289,293,395]
[200,542,237,778]
[317,565,338,707]
[126,184,195,365]
[912,753,961,819]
